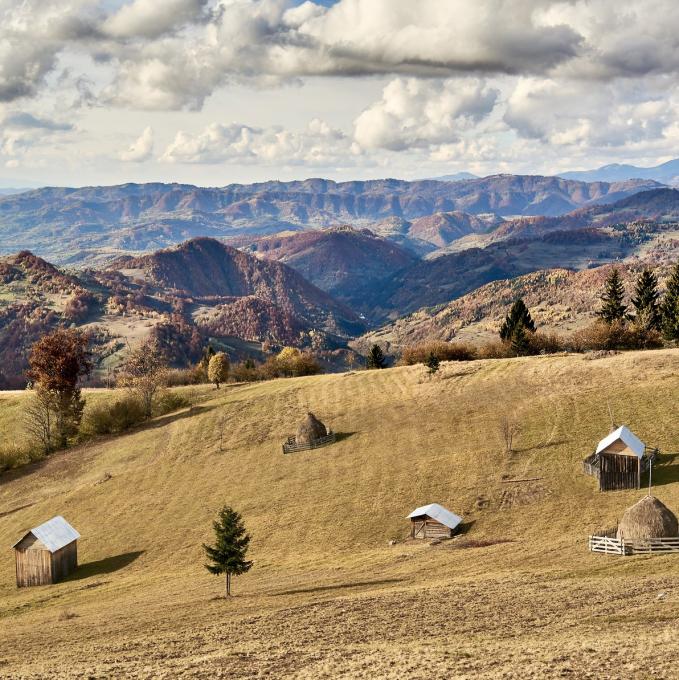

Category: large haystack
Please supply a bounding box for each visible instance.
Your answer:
[296,412,328,445]
[617,496,679,540]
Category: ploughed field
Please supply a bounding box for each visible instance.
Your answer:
[1,350,679,678]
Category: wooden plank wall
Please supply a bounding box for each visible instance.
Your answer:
[599,453,640,491]
[15,549,53,587]
[411,519,453,539]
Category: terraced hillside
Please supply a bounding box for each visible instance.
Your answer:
[1,350,679,677]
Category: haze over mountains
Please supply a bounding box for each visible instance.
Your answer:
[559,158,679,185]
[0,175,661,264]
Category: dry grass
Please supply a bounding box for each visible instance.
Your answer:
[1,350,679,677]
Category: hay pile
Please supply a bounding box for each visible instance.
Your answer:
[296,412,328,445]
[617,495,679,540]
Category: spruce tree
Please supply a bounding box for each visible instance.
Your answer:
[632,269,661,332]
[366,344,387,369]
[510,323,530,356]
[499,299,536,341]
[425,351,440,374]
[597,268,627,323]
[661,261,679,342]
[203,506,252,596]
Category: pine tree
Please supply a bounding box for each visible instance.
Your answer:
[203,506,252,596]
[207,352,230,389]
[510,323,530,356]
[425,351,440,374]
[631,269,661,331]
[597,268,627,324]
[661,261,679,342]
[499,299,536,341]
[366,344,387,369]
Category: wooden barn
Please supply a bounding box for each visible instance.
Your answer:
[13,516,80,587]
[407,503,462,539]
[583,426,656,492]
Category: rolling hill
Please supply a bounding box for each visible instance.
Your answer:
[0,176,661,264]
[1,350,678,676]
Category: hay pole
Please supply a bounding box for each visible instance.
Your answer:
[500,477,543,484]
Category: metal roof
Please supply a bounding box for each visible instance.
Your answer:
[12,516,80,553]
[407,503,462,530]
[596,425,645,458]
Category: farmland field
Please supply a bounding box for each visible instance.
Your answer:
[1,350,679,678]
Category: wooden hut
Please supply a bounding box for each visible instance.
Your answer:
[407,503,462,539]
[13,516,80,587]
[582,426,656,491]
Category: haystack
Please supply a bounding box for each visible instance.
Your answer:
[296,412,328,446]
[617,496,679,540]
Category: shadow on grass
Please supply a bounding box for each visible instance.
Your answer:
[334,431,357,443]
[645,453,679,487]
[66,551,145,581]
[274,577,403,597]
[456,520,476,535]
[138,404,218,432]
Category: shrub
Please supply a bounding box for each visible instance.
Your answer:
[0,443,43,474]
[570,320,661,352]
[79,396,146,437]
[400,341,476,365]
[164,366,207,386]
[153,390,192,416]
[477,340,513,359]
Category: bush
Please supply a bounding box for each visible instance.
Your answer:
[477,340,513,359]
[400,341,476,365]
[526,331,566,355]
[153,390,192,416]
[79,396,146,437]
[0,443,43,474]
[164,366,207,386]
[570,320,663,352]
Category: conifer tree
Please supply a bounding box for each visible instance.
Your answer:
[597,268,627,323]
[661,261,679,342]
[510,323,530,356]
[425,351,440,374]
[203,506,252,596]
[499,299,536,342]
[366,344,387,369]
[631,269,661,331]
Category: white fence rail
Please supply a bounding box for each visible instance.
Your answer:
[589,534,679,556]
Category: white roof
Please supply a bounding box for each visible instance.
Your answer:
[407,503,462,530]
[596,425,645,458]
[13,516,80,553]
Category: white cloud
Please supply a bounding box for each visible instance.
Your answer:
[120,126,154,162]
[103,0,209,39]
[353,78,498,151]
[161,118,353,165]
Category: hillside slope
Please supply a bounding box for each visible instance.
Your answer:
[1,351,679,676]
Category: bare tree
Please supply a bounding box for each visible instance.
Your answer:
[23,388,56,454]
[117,340,167,419]
[499,415,521,455]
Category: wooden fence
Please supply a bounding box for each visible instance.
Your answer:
[282,432,337,454]
[589,532,679,556]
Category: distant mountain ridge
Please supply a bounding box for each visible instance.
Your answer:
[0,175,661,264]
[559,158,679,185]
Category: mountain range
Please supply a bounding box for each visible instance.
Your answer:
[559,158,679,185]
[2,174,679,385]
[0,175,661,264]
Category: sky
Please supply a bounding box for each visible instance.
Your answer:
[1,0,679,187]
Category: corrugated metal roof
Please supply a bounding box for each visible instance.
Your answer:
[596,425,645,458]
[12,516,80,553]
[407,503,462,530]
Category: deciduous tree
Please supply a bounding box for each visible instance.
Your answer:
[117,340,167,419]
[207,352,230,389]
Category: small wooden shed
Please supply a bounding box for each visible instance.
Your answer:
[583,426,655,491]
[13,516,80,587]
[407,503,462,539]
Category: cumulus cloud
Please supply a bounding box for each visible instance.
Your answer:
[354,78,498,151]
[120,126,154,162]
[161,118,353,165]
[103,0,209,39]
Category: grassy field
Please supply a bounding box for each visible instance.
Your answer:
[1,350,679,678]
